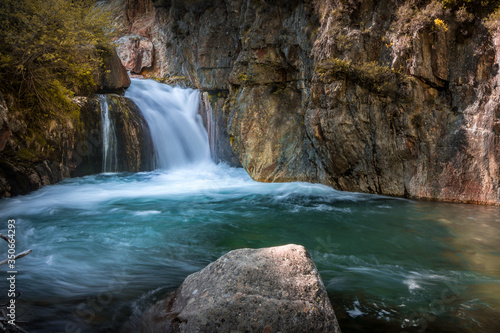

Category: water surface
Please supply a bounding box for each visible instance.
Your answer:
[1,164,499,332]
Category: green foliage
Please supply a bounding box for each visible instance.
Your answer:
[0,0,113,123]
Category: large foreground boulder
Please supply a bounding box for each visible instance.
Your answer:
[133,244,341,333]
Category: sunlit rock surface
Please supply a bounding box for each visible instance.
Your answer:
[115,35,154,74]
[131,244,341,333]
[98,46,132,92]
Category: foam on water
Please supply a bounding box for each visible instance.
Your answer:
[125,79,211,169]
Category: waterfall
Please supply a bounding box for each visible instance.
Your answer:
[99,95,118,172]
[202,92,217,161]
[124,79,212,170]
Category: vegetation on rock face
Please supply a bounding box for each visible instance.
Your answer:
[439,0,500,15]
[315,58,413,98]
[0,0,113,124]
[393,0,500,36]
[486,6,500,31]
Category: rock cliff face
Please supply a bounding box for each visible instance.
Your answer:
[112,0,500,204]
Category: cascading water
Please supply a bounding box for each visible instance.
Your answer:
[201,92,217,161]
[98,95,118,172]
[124,79,212,169]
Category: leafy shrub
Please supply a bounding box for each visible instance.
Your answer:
[0,0,112,122]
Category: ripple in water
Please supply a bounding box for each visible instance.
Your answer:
[1,79,499,332]
[0,163,499,332]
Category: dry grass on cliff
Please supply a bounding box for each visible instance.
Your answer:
[486,8,500,32]
[311,0,359,62]
[389,0,500,72]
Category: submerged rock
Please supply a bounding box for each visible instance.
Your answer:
[130,244,341,333]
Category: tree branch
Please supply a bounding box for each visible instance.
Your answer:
[0,249,32,266]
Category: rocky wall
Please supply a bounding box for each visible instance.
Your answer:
[112,0,500,204]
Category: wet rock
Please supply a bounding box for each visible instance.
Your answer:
[103,95,155,173]
[72,95,155,176]
[0,93,11,152]
[0,94,153,198]
[199,91,241,167]
[132,244,341,333]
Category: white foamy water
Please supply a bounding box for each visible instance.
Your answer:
[98,95,118,172]
[125,79,211,169]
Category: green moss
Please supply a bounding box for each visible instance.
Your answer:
[16,148,38,161]
[316,58,412,98]
[315,58,352,79]
[33,131,47,147]
[109,96,130,121]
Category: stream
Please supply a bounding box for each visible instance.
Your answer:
[1,79,499,332]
